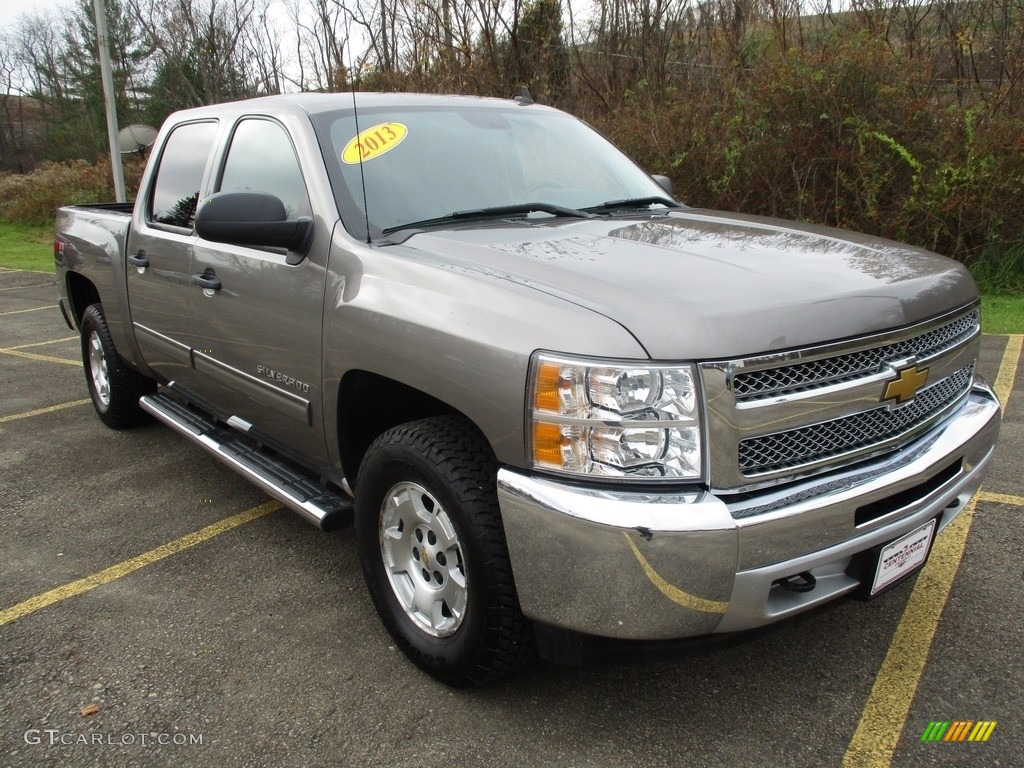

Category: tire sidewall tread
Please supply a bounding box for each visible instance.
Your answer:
[355,415,534,686]
[80,303,155,429]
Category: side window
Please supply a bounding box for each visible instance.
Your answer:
[149,121,218,229]
[218,119,311,219]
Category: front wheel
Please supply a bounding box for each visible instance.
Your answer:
[80,304,156,429]
[355,416,534,686]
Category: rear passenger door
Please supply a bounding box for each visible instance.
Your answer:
[127,120,217,387]
[188,117,330,467]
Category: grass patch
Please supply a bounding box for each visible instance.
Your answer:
[0,223,54,272]
[980,294,1024,335]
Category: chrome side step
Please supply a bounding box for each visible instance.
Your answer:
[139,393,353,531]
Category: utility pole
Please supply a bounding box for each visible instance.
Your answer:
[93,0,126,202]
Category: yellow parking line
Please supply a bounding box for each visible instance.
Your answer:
[0,399,91,424]
[0,267,54,275]
[7,336,77,350]
[977,490,1024,507]
[842,335,1023,767]
[0,501,281,628]
[0,282,53,292]
[994,335,1022,411]
[0,348,80,366]
[0,306,53,316]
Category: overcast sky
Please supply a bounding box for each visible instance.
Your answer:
[1,0,73,36]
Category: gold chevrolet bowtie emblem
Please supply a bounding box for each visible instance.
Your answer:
[882,364,929,405]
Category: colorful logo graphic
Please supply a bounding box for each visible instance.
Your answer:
[920,721,997,743]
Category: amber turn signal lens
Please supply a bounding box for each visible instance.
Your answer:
[534,362,562,412]
[533,421,564,466]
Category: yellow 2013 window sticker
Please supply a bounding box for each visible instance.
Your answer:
[341,122,408,164]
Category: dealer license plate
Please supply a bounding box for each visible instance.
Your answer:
[871,519,937,596]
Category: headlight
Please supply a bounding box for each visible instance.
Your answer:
[528,353,703,481]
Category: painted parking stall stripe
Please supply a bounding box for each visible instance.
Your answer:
[0,282,53,292]
[0,305,54,316]
[0,338,80,366]
[6,336,78,349]
[0,267,54,276]
[0,399,91,425]
[0,501,281,628]
[977,490,1024,507]
[0,347,80,366]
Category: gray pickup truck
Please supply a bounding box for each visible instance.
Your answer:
[55,93,1000,686]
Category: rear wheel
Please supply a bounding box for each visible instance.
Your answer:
[355,416,534,686]
[80,303,156,429]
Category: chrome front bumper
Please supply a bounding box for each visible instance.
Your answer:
[497,381,1001,641]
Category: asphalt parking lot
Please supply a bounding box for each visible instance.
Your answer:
[1,265,1021,768]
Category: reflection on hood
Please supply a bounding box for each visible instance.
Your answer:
[400,210,975,358]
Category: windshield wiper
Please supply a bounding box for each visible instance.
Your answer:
[582,196,680,214]
[380,202,596,236]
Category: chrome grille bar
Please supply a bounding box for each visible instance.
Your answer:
[699,303,982,492]
[732,309,978,401]
[737,365,974,476]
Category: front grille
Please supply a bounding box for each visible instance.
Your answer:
[738,365,974,476]
[732,309,979,401]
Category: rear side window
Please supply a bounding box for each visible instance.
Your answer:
[217,119,311,219]
[149,121,218,229]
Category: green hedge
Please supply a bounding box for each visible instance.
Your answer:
[0,158,145,226]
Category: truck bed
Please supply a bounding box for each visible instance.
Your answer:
[64,201,135,216]
[55,202,138,359]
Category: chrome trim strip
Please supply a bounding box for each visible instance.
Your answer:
[192,351,312,426]
[133,323,192,366]
[226,415,253,432]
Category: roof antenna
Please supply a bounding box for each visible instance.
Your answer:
[348,44,372,244]
[514,86,534,105]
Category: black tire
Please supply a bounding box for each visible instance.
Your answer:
[355,415,535,686]
[80,303,156,429]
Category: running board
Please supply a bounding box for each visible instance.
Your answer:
[139,393,353,531]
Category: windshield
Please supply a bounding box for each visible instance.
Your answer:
[312,103,672,241]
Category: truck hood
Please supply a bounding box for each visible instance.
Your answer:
[395,210,977,360]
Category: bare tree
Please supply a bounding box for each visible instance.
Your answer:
[287,0,350,91]
[244,0,287,95]
[129,0,263,116]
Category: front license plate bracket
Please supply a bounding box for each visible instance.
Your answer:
[846,518,939,599]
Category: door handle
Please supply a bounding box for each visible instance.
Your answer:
[128,252,149,268]
[191,272,222,291]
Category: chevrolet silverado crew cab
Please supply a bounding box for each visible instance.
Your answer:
[55,93,1001,686]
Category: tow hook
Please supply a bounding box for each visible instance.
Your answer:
[776,571,817,593]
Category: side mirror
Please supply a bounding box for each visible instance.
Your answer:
[651,174,674,196]
[195,192,313,258]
